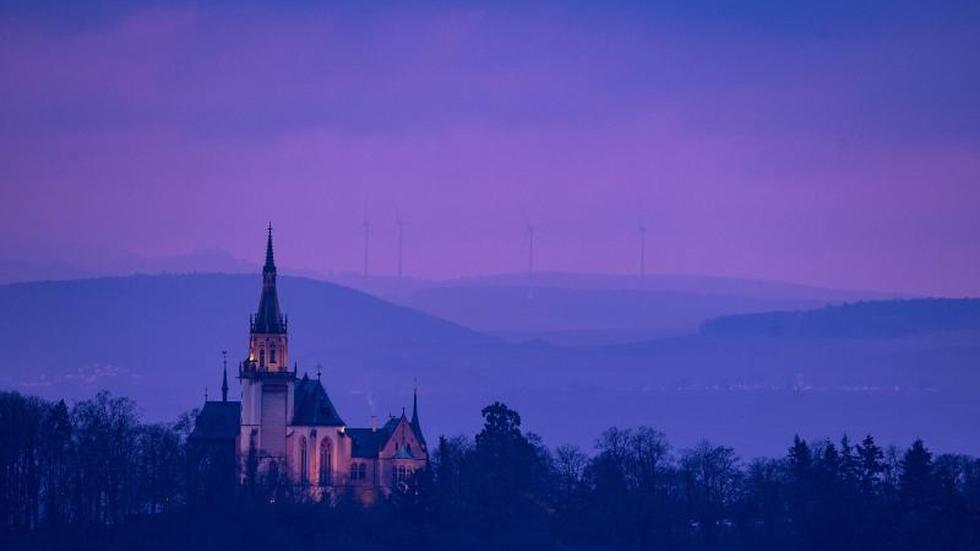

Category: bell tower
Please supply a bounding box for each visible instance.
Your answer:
[248,224,289,371]
[239,225,295,469]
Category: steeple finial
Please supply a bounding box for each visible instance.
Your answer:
[264,223,275,271]
[410,379,425,447]
[221,350,229,402]
[204,386,208,401]
[316,362,322,382]
[411,379,419,424]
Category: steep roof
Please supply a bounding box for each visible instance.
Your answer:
[347,428,386,458]
[189,401,241,441]
[252,226,286,334]
[347,414,429,459]
[292,376,345,426]
[347,417,400,458]
[381,416,401,435]
[411,388,426,448]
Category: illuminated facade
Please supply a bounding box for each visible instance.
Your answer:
[190,227,427,502]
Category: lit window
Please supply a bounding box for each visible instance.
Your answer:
[350,462,367,481]
[394,465,411,484]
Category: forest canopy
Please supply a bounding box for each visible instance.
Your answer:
[1,390,978,551]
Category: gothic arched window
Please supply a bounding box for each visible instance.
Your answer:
[299,436,308,485]
[319,439,331,486]
[270,346,276,364]
[394,465,409,484]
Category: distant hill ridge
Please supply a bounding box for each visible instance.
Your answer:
[1,274,979,456]
[701,298,980,339]
[328,270,905,303]
[0,273,490,369]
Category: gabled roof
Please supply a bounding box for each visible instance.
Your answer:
[347,417,399,458]
[189,401,241,441]
[347,428,387,458]
[292,376,345,426]
[347,414,428,459]
[381,415,401,434]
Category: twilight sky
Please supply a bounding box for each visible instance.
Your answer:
[1,1,979,295]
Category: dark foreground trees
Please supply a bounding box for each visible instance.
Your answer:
[2,390,980,551]
[0,391,187,534]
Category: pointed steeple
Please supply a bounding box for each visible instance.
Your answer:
[410,384,425,447]
[221,350,229,402]
[252,224,285,334]
[411,385,419,425]
[264,222,275,272]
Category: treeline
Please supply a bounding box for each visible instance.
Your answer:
[2,391,979,550]
[700,298,980,339]
[0,391,190,533]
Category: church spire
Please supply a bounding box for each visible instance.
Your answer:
[411,384,419,424]
[411,382,425,447]
[264,222,275,272]
[252,224,285,334]
[247,225,290,373]
[221,350,229,402]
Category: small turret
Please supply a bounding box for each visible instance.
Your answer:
[411,387,419,425]
[221,350,229,402]
[411,384,426,448]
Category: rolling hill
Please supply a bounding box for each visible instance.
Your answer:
[327,271,905,344]
[701,298,980,338]
[0,274,489,421]
[0,274,977,457]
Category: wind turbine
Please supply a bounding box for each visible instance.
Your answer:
[361,202,371,278]
[522,212,536,298]
[637,217,647,277]
[395,208,406,278]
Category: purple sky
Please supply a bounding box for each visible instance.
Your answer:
[2,1,979,295]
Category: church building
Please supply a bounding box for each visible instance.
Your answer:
[189,227,428,502]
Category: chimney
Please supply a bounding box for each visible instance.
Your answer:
[371,415,377,432]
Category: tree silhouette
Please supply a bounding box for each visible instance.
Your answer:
[899,439,937,550]
[3,391,980,551]
[679,441,740,546]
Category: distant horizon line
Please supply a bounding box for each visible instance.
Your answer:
[0,264,938,300]
[0,239,969,298]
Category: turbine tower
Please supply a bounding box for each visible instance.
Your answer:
[522,212,536,298]
[637,218,647,277]
[361,203,371,278]
[395,208,406,278]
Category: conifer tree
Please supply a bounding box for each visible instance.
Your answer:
[856,434,885,496]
